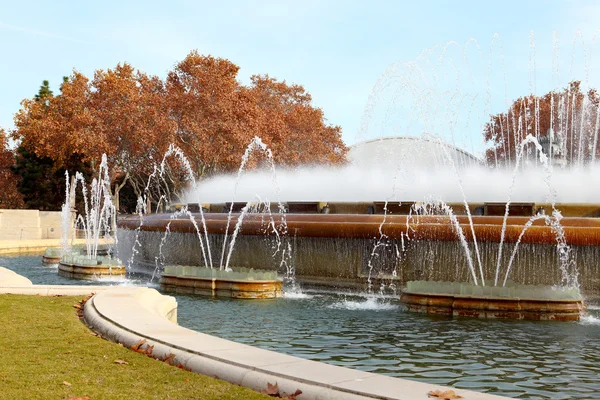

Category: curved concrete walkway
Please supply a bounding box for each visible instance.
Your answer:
[0,266,507,400]
[0,266,121,295]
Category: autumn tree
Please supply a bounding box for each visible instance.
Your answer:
[249,75,345,166]
[484,81,600,167]
[13,73,95,168]
[167,52,346,177]
[12,68,177,211]
[12,51,347,212]
[166,52,264,177]
[89,63,176,207]
[10,79,90,210]
[0,129,24,209]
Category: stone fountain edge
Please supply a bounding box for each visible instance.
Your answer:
[83,287,509,400]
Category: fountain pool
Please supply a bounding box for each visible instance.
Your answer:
[1,255,149,287]
[2,254,600,399]
[176,292,600,400]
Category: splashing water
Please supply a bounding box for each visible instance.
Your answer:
[328,297,399,311]
[215,137,293,289]
[122,138,296,289]
[61,154,117,259]
[283,291,314,300]
[128,144,214,276]
[579,314,600,326]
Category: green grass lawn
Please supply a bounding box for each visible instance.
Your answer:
[0,294,270,400]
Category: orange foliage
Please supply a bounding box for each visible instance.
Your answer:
[13,72,94,166]
[90,63,177,200]
[166,52,264,175]
[0,130,24,208]
[250,75,345,166]
[11,51,347,199]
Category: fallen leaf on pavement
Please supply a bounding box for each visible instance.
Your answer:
[285,389,302,399]
[163,353,176,365]
[262,382,279,396]
[428,389,463,399]
[130,339,146,352]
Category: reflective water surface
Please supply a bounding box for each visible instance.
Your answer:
[4,256,600,399]
[1,255,150,286]
[177,292,600,399]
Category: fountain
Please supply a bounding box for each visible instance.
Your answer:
[117,139,286,298]
[56,155,125,280]
[41,248,62,264]
[7,34,599,400]
[400,280,583,321]
[112,130,593,318]
[112,35,600,320]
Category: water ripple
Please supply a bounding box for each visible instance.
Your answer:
[175,292,600,399]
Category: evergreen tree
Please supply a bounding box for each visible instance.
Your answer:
[34,80,53,101]
[12,147,61,210]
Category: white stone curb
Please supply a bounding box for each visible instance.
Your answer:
[0,285,118,296]
[83,287,509,400]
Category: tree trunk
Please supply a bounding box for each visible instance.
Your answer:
[111,172,129,232]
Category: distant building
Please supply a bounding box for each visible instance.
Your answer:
[348,136,483,170]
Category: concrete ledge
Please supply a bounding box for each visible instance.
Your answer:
[133,287,178,323]
[401,291,584,321]
[0,284,124,296]
[0,267,124,296]
[0,267,32,286]
[83,288,508,400]
[0,239,90,256]
[0,267,507,399]
[160,274,283,299]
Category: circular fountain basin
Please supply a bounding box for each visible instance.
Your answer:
[42,248,62,264]
[58,262,126,280]
[400,281,584,321]
[58,254,125,280]
[160,266,282,299]
[42,255,62,264]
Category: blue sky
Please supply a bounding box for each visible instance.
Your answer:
[1,0,599,151]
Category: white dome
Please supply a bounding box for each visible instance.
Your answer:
[348,136,483,170]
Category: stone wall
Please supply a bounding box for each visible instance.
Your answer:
[0,209,63,240]
[39,211,62,239]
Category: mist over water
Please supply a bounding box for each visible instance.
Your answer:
[186,164,600,204]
